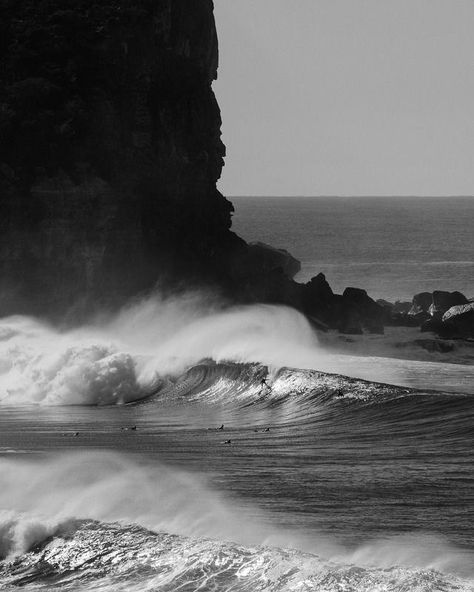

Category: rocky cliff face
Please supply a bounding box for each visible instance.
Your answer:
[0,0,246,317]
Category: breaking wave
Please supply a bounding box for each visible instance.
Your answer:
[1,294,474,591]
[1,292,473,406]
[0,452,473,592]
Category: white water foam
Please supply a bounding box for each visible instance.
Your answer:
[0,451,472,581]
[0,451,328,559]
[0,290,472,405]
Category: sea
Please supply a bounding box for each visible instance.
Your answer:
[232,196,474,301]
[0,196,473,592]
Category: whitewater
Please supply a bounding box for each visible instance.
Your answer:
[0,292,473,591]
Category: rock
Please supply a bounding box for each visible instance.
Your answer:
[337,310,364,335]
[420,318,445,334]
[393,301,412,315]
[307,273,334,303]
[376,299,393,309]
[381,300,419,327]
[428,291,469,320]
[0,0,239,317]
[246,242,301,279]
[441,303,474,338]
[341,287,385,334]
[408,292,432,321]
[302,272,335,323]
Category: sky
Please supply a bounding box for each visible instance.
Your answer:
[213,0,474,196]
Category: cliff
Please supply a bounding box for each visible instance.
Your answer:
[0,0,248,317]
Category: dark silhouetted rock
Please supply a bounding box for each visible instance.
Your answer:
[408,292,432,322]
[302,272,335,325]
[0,0,242,318]
[340,287,385,334]
[420,318,446,334]
[428,291,469,320]
[441,303,474,338]
[393,301,412,315]
[307,273,334,303]
[337,309,364,335]
[380,299,419,327]
[246,242,301,280]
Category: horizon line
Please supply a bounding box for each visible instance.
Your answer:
[228,194,474,199]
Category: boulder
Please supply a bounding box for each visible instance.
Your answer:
[337,310,364,335]
[302,272,335,321]
[378,299,418,326]
[341,287,385,334]
[393,301,412,315]
[377,299,419,327]
[408,292,432,321]
[247,242,301,280]
[428,291,469,319]
[441,303,474,338]
[306,273,334,303]
[420,318,445,334]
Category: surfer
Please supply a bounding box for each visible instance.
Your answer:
[218,424,224,430]
[260,376,271,394]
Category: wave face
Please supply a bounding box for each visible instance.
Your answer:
[0,452,473,592]
[1,518,472,592]
[1,294,474,591]
[1,293,474,406]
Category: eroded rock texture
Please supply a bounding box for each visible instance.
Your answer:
[0,0,245,316]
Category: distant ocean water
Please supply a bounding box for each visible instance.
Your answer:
[231,196,474,301]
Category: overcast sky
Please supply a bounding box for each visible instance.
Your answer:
[213,0,474,196]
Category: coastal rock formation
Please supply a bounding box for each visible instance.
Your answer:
[2,2,472,346]
[429,291,468,320]
[246,242,301,280]
[0,0,246,317]
[408,292,432,322]
[338,287,385,334]
[301,277,385,335]
[441,303,474,338]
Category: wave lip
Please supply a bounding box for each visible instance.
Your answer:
[1,518,473,592]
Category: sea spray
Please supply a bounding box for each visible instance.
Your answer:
[1,290,473,405]
[0,451,472,584]
[0,293,323,405]
[0,450,326,553]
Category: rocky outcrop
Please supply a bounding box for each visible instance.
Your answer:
[429,291,468,319]
[441,303,474,338]
[2,2,472,343]
[408,292,432,322]
[246,242,301,280]
[301,276,385,335]
[0,0,246,317]
[338,287,385,334]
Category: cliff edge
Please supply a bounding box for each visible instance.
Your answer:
[0,0,248,316]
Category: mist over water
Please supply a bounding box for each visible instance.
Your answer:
[0,292,319,405]
[0,452,472,578]
[1,290,473,406]
[1,291,473,591]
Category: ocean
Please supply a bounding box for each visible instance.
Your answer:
[0,198,473,592]
[231,196,474,301]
